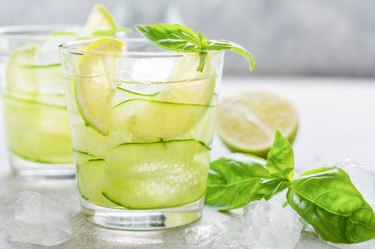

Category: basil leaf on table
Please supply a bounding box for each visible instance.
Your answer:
[287,167,375,244]
[205,153,289,211]
[266,130,294,181]
[136,23,256,72]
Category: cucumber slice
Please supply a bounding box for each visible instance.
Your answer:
[77,158,118,208]
[109,54,217,142]
[102,139,210,209]
[3,94,66,109]
[117,84,161,97]
[3,96,72,163]
[112,98,215,142]
[6,46,65,95]
[6,45,38,93]
[74,149,99,165]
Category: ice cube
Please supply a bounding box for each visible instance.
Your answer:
[7,191,72,246]
[242,197,304,249]
[184,223,223,247]
[334,159,375,208]
[184,222,246,249]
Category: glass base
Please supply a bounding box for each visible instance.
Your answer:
[81,197,204,230]
[10,155,75,180]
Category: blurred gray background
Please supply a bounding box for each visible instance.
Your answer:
[1,0,374,77]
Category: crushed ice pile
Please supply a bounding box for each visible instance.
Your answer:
[185,196,304,249]
[7,191,72,246]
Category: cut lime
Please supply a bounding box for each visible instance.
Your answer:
[75,38,124,135]
[102,139,210,209]
[85,4,117,35]
[216,90,298,158]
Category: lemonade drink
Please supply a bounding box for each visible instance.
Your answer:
[60,38,224,229]
[0,27,75,178]
[0,4,124,178]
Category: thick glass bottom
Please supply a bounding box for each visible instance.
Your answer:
[81,197,204,230]
[10,154,75,180]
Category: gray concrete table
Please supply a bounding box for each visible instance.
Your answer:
[0,77,374,248]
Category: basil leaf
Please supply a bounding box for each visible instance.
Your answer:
[287,167,375,243]
[136,24,201,52]
[136,23,256,72]
[205,153,289,211]
[207,39,256,72]
[266,130,294,181]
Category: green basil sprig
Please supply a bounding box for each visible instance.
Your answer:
[205,131,375,244]
[136,23,256,72]
[206,153,289,211]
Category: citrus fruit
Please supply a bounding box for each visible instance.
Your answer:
[216,90,298,158]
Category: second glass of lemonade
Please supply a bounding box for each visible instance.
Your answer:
[0,26,75,179]
[60,38,224,229]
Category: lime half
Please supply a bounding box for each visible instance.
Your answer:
[75,38,124,135]
[216,90,298,158]
[85,4,117,35]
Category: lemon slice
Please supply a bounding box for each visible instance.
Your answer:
[75,38,124,135]
[85,4,117,35]
[216,90,298,158]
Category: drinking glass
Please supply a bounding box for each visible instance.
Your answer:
[60,38,224,229]
[0,26,77,179]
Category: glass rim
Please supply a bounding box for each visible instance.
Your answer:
[0,25,82,39]
[59,38,225,58]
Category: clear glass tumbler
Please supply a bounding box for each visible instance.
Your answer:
[59,38,224,230]
[0,26,76,179]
